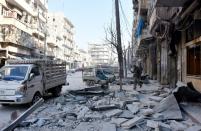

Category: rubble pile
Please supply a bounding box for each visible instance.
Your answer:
[14,81,201,131]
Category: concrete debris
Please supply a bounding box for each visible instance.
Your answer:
[141,108,154,116]
[105,109,123,118]
[118,110,135,119]
[170,120,187,131]
[126,103,140,114]
[91,104,118,111]
[121,116,145,129]
[77,106,89,119]
[111,118,128,127]
[149,96,163,102]
[13,78,201,131]
[180,103,201,124]
[185,126,201,131]
[154,94,183,120]
[73,122,116,131]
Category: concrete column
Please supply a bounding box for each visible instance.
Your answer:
[181,31,187,82]
[149,42,157,80]
[157,39,161,82]
[160,39,169,85]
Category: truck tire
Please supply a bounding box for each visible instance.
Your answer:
[32,92,42,105]
[52,86,62,97]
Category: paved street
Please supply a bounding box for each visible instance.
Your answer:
[0,72,84,129]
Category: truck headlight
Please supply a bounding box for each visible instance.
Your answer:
[15,85,27,95]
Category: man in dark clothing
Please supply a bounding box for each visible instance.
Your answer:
[131,60,143,90]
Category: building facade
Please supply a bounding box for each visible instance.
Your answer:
[47,12,75,69]
[88,43,114,66]
[0,0,48,67]
[132,0,201,91]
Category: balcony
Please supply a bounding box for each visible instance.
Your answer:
[0,25,35,49]
[6,0,37,16]
[0,17,32,35]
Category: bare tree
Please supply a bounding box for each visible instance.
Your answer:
[105,24,124,91]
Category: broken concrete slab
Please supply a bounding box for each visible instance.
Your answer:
[105,109,123,118]
[77,106,89,119]
[180,103,201,124]
[170,120,187,131]
[118,110,134,119]
[141,108,154,116]
[91,104,118,111]
[73,122,116,131]
[185,126,201,131]
[154,94,183,120]
[147,120,171,131]
[126,103,140,114]
[149,96,163,102]
[111,118,128,127]
[121,116,145,129]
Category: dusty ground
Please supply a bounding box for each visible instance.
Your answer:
[3,72,201,131]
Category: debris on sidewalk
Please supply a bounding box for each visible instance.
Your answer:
[13,80,201,131]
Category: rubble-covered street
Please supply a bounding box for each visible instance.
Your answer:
[13,72,201,131]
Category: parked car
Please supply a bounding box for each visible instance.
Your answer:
[82,67,116,86]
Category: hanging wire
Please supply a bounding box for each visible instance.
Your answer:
[119,0,132,38]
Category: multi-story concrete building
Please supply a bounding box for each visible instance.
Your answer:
[0,0,48,66]
[47,12,75,69]
[132,0,201,91]
[88,43,114,66]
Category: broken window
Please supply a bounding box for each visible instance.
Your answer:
[187,44,201,76]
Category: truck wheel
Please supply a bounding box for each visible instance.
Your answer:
[32,92,42,105]
[52,86,62,97]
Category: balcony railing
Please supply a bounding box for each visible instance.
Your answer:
[0,25,35,49]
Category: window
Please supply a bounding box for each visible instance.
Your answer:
[187,44,201,76]
[31,67,40,76]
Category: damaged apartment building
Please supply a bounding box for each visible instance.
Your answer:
[133,0,201,91]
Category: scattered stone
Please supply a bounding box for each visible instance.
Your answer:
[170,120,187,131]
[149,96,163,102]
[77,106,89,119]
[56,103,62,110]
[105,109,123,118]
[73,122,116,131]
[141,108,154,116]
[91,104,118,111]
[147,120,159,128]
[152,113,164,119]
[118,110,134,119]
[147,120,171,130]
[36,118,46,127]
[126,103,140,114]
[58,119,65,127]
[121,116,145,129]
[185,126,201,131]
[111,118,128,127]
[120,97,139,104]
[92,96,99,101]
[159,93,169,98]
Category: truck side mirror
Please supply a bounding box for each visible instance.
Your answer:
[29,73,35,81]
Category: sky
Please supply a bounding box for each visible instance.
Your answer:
[48,0,133,50]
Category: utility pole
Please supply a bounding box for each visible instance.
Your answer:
[115,0,124,91]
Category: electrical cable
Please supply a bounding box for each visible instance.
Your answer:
[119,0,132,38]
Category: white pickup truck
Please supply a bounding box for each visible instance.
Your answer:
[0,59,67,105]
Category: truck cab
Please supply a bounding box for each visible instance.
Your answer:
[0,64,43,105]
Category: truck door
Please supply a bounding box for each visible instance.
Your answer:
[27,66,43,98]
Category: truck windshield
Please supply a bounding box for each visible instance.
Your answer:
[0,66,28,81]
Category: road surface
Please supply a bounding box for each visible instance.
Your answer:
[0,71,84,129]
